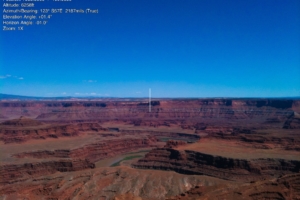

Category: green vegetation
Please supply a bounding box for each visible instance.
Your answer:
[110,155,143,167]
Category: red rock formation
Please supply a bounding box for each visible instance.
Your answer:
[14,136,158,162]
[207,132,300,151]
[164,140,187,148]
[0,116,43,126]
[0,159,95,185]
[0,122,105,143]
[0,98,300,199]
[120,130,200,141]
[283,112,300,129]
[0,166,231,200]
[0,99,298,124]
[132,148,300,182]
[167,173,300,200]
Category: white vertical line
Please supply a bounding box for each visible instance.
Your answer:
[149,88,151,112]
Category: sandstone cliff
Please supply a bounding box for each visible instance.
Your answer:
[0,121,105,143]
[0,159,95,185]
[14,136,158,162]
[132,147,300,182]
[0,99,298,124]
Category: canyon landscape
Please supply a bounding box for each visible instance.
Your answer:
[2,0,299,199]
[0,97,300,200]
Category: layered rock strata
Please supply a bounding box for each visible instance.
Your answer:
[283,112,300,129]
[132,148,300,182]
[0,159,95,185]
[0,122,105,143]
[120,130,200,141]
[208,132,300,151]
[167,172,300,200]
[13,136,158,162]
[4,136,157,184]
[0,166,231,200]
[0,99,298,123]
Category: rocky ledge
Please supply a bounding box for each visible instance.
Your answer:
[13,136,158,162]
[132,147,300,182]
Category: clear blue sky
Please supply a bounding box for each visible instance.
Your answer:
[1,0,300,97]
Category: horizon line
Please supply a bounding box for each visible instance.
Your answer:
[0,93,300,100]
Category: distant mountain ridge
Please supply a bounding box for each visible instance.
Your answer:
[0,93,71,100]
[0,93,140,101]
[0,93,299,100]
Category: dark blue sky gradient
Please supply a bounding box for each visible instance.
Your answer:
[1,0,300,97]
